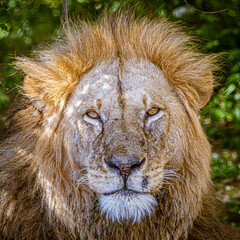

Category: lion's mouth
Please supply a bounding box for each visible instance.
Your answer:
[99,190,157,222]
[103,189,144,196]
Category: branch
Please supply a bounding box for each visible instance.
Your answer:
[58,0,69,37]
[62,0,69,28]
[4,0,35,23]
[142,0,153,11]
[183,0,228,14]
[0,71,19,82]
[0,0,8,11]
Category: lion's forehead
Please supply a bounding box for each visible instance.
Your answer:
[120,59,172,106]
[72,60,120,104]
[68,58,174,117]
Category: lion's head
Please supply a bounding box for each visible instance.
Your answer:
[1,12,223,240]
[65,58,179,222]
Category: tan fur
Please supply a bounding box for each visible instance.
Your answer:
[0,11,239,240]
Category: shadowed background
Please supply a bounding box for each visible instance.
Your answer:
[0,0,239,227]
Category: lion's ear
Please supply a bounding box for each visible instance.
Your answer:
[23,75,46,113]
[22,72,74,110]
[198,87,212,108]
[23,75,42,100]
[175,72,214,112]
[17,55,78,109]
[197,72,214,109]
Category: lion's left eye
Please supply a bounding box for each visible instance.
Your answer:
[85,110,100,119]
[146,107,160,117]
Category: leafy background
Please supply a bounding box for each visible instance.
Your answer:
[0,0,239,226]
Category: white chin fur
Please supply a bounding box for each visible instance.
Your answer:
[99,192,157,223]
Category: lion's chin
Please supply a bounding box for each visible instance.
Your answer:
[99,191,157,223]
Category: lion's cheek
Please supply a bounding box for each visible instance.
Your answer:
[129,169,165,194]
[76,119,102,144]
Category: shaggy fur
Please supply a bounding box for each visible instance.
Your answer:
[0,11,239,240]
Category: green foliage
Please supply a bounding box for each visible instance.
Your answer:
[212,152,240,226]
[0,0,239,225]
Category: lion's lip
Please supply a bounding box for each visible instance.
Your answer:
[103,189,144,196]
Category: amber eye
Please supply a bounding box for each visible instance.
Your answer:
[86,110,100,119]
[146,107,160,117]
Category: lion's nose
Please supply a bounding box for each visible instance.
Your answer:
[105,156,146,180]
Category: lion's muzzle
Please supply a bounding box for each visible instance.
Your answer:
[105,156,146,181]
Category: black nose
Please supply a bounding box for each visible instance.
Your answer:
[105,156,146,180]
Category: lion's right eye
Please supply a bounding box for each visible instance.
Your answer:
[145,107,164,125]
[85,110,100,119]
[146,107,160,117]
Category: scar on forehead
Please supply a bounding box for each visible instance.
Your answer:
[143,96,148,106]
[97,99,102,110]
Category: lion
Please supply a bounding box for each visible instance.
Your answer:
[0,12,239,240]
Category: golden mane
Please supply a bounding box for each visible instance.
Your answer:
[17,12,217,111]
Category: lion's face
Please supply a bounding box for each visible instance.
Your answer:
[64,58,185,222]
